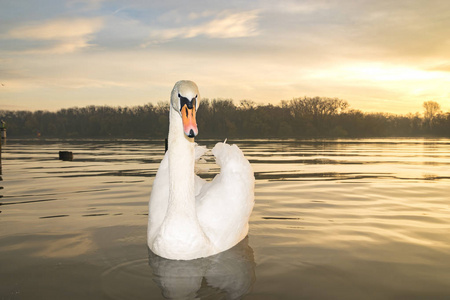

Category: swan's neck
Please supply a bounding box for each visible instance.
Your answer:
[167,107,196,216]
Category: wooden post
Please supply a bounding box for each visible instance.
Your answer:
[0,120,5,140]
[0,120,5,175]
[59,151,73,161]
[0,135,2,175]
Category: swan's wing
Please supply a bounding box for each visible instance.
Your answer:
[194,144,208,160]
[148,152,170,243]
[196,142,255,250]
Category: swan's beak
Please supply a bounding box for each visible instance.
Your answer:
[181,105,198,138]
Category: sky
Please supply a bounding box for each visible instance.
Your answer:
[0,0,449,114]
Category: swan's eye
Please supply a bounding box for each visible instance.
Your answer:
[178,93,195,111]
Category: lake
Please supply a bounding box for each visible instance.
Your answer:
[1,138,449,299]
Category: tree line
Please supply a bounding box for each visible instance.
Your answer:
[1,98,449,139]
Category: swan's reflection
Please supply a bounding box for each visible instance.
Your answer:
[148,237,256,299]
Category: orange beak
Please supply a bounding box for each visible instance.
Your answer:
[181,105,198,138]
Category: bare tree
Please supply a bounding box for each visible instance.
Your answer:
[423,101,441,127]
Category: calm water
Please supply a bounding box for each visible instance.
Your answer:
[1,138,450,299]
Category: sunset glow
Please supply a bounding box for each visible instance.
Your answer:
[1,0,449,114]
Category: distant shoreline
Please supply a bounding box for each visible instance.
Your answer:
[1,99,449,139]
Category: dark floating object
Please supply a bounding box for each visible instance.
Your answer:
[59,151,73,161]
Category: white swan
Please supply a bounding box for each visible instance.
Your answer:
[147,80,254,260]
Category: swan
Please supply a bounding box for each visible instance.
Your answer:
[147,80,254,260]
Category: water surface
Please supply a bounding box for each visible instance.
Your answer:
[1,138,449,299]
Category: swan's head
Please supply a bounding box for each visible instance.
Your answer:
[171,80,200,138]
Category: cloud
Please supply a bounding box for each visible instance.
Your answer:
[5,18,104,54]
[143,10,259,45]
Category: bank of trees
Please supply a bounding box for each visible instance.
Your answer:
[1,98,449,138]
